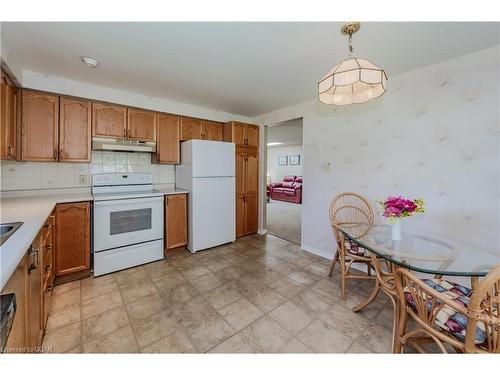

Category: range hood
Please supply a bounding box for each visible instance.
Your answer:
[92,137,156,153]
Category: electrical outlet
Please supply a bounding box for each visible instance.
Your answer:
[79,175,88,185]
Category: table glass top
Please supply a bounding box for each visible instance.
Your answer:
[338,225,499,277]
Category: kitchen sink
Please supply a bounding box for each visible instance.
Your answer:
[0,222,23,246]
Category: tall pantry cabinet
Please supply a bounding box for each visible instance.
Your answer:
[223,122,260,237]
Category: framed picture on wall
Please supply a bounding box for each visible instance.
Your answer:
[289,155,300,165]
[278,156,288,166]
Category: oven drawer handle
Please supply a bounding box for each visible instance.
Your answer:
[94,196,164,207]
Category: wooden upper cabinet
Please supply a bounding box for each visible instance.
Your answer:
[232,122,246,146]
[245,124,259,148]
[223,121,259,148]
[59,97,91,162]
[21,91,59,161]
[1,73,17,160]
[55,202,90,277]
[235,148,246,195]
[156,113,180,164]
[92,102,127,139]
[201,120,222,141]
[223,121,245,146]
[128,109,156,142]
[235,147,258,195]
[180,117,202,141]
[165,194,188,251]
[245,149,259,195]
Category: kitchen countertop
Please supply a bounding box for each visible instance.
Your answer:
[156,188,189,195]
[0,192,93,291]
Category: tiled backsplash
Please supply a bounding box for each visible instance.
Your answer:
[0,151,175,191]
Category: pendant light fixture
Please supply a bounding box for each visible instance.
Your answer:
[318,22,387,106]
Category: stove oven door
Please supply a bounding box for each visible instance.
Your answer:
[94,196,164,252]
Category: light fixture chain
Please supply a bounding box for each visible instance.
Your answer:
[348,32,354,56]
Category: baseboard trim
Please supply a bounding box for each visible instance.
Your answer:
[299,244,368,274]
[300,244,332,260]
[257,228,268,235]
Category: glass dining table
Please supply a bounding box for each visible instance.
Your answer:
[337,224,500,310]
[336,224,499,353]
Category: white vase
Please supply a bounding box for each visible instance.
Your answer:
[391,220,402,241]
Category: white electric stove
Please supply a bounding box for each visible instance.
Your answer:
[92,173,164,276]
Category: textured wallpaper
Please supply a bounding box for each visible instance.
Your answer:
[256,46,500,263]
[302,46,500,259]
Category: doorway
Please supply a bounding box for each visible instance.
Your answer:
[265,118,303,245]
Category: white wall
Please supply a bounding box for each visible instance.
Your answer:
[21,71,254,123]
[0,69,254,193]
[254,46,500,259]
[0,151,174,191]
[0,23,23,84]
[267,145,303,183]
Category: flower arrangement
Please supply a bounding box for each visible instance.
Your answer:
[378,196,425,223]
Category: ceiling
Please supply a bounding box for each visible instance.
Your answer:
[2,22,499,116]
[267,118,303,147]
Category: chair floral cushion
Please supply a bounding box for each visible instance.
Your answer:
[403,279,488,345]
[344,239,368,256]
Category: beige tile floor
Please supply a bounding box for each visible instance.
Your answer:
[42,234,396,353]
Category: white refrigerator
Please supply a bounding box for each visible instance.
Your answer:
[175,140,236,252]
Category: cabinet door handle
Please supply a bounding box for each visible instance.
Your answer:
[59,147,63,159]
[128,128,131,138]
[28,246,39,273]
[46,284,54,293]
[44,265,51,272]
[124,128,127,139]
[7,144,13,158]
[53,148,58,160]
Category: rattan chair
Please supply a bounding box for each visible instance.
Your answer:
[395,265,500,353]
[328,192,375,301]
[367,253,400,350]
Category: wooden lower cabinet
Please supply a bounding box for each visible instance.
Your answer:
[55,202,91,281]
[2,215,56,352]
[165,194,188,253]
[236,195,246,237]
[235,147,259,237]
[40,212,55,328]
[2,255,29,352]
[245,194,258,234]
[236,194,258,237]
[27,241,42,348]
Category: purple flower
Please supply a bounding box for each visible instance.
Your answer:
[379,196,425,219]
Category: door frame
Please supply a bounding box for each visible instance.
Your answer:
[261,117,304,246]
